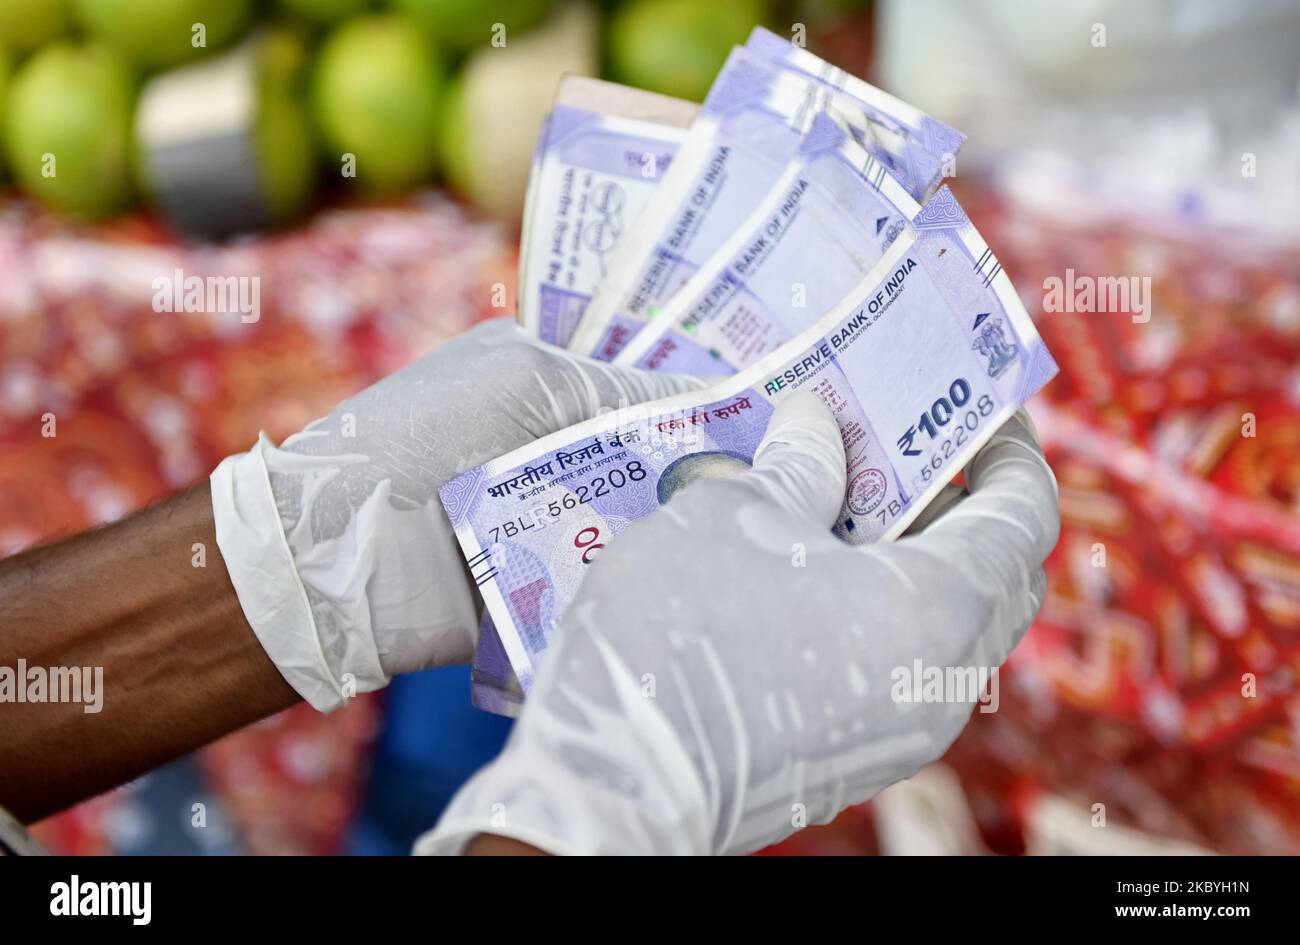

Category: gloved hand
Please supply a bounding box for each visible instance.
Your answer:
[416,392,1059,855]
[210,317,700,712]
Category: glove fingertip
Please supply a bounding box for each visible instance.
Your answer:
[755,391,843,463]
[747,391,847,526]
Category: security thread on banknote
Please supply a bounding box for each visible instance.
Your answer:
[442,189,1058,693]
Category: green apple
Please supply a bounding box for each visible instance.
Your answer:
[5,43,136,218]
[0,49,10,176]
[436,71,471,200]
[437,2,598,222]
[393,0,553,51]
[311,13,443,195]
[72,0,254,69]
[0,0,71,52]
[609,0,767,102]
[275,0,373,25]
[255,26,317,223]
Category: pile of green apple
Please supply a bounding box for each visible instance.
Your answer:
[0,0,770,224]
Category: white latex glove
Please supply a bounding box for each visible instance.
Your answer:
[417,392,1059,855]
[210,317,699,712]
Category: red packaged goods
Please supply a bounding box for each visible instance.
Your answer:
[941,185,1300,855]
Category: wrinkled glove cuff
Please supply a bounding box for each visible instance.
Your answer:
[211,435,354,712]
[414,636,716,855]
[413,735,710,856]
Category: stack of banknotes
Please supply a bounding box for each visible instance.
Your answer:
[442,27,1060,714]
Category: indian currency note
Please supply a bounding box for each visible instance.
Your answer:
[566,38,964,364]
[563,44,864,361]
[486,54,860,710]
[442,189,1058,694]
[469,610,525,716]
[487,80,698,710]
[744,26,965,202]
[516,76,698,345]
[613,112,922,376]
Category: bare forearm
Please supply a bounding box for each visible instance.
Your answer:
[465,835,550,855]
[0,485,297,823]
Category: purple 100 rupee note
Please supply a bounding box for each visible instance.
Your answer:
[518,77,697,347]
[744,26,964,202]
[565,45,859,361]
[614,110,922,377]
[444,189,1057,696]
[485,80,698,708]
[567,38,965,363]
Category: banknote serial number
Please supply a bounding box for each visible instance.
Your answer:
[487,460,649,545]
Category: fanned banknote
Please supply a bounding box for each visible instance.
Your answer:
[517,76,698,345]
[743,26,964,202]
[469,608,525,716]
[563,45,863,361]
[485,79,698,711]
[566,36,963,362]
[445,189,1058,694]
[613,111,923,376]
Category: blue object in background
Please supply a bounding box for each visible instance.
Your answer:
[349,663,513,854]
[111,757,243,855]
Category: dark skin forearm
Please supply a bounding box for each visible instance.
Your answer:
[0,484,561,849]
[0,485,298,823]
[466,835,550,855]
